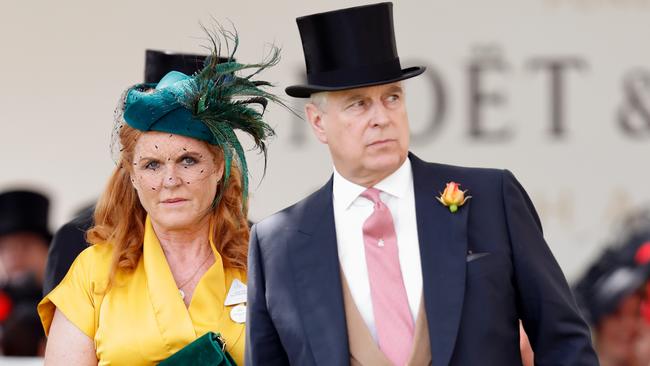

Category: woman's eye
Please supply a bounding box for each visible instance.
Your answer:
[181,156,197,166]
[145,161,160,170]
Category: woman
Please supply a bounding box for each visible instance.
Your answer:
[38,29,285,365]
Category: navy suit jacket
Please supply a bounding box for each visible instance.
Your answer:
[246,153,598,366]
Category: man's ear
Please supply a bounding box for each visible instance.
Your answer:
[305,103,328,144]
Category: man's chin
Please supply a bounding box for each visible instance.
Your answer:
[366,155,406,175]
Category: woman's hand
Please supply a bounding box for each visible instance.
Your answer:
[44,309,97,366]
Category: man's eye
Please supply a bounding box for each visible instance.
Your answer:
[347,100,365,109]
[386,94,400,102]
[145,161,160,170]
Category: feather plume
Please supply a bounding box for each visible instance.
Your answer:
[177,24,294,205]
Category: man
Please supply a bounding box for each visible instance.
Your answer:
[0,189,51,356]
[0,190,50,288]
[246,3,598,366]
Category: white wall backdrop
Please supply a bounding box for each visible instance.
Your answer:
[1,0,649,280]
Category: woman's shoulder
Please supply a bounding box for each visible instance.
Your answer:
[38,242,116,336]
[71,243,115,278]
[77,242,114,263]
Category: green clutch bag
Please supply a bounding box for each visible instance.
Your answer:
[158,332,236,366]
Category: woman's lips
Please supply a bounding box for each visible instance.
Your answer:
[162,198,188,204]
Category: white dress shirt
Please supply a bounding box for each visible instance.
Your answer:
[332,157,423,342]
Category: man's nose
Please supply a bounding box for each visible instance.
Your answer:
[370,102,391,127]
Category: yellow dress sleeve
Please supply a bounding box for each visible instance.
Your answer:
[38,244,111,339]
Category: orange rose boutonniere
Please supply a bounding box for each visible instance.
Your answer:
[436,182,471,213]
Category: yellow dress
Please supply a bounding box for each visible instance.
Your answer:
[38,216,246,365]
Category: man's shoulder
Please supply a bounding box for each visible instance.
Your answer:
[414,157,535,216]
[427,161,503,176]
[254,181,330,237]
[413,155,506,186]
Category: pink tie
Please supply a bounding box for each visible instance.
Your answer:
[361,187,414,366]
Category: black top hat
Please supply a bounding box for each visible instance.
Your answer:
[144,50,208,84]
[144,50,236,84]
[0,190,51,243]
[286,2,425,98]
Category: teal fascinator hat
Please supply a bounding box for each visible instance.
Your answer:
[116,26,290,204]
[124,71,218,144]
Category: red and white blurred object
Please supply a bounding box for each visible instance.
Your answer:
[634,242,650,324]
[0,290,12,322]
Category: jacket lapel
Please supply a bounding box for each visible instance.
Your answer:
[288,178,350,366]
[410,153,469,366]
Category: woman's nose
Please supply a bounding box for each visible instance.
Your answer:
[162,166,183,187]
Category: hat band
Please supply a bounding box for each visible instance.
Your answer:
[307,58,403,87]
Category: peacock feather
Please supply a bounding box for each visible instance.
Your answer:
[175,24,293,206]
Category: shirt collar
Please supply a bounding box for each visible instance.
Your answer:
[332,157,413,210]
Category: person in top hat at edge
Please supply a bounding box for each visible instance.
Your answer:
[0,189,52,356]
[0,190,51,289]
[245,3,598,366]
[42,50,212,296]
